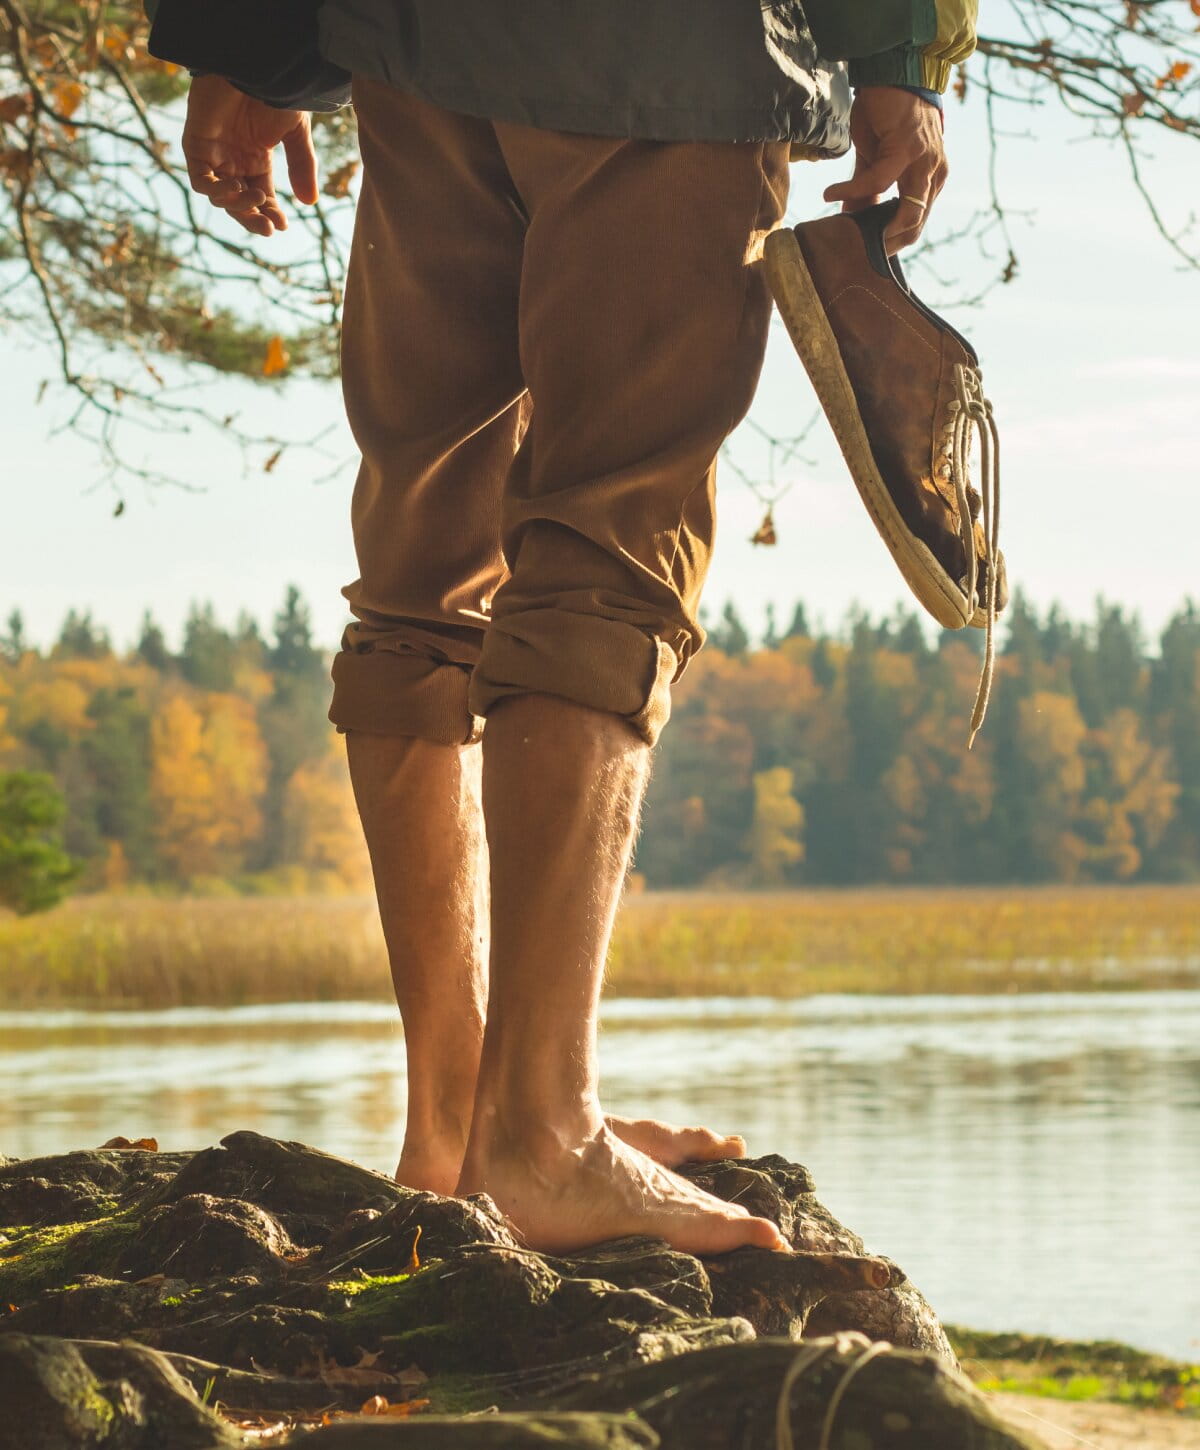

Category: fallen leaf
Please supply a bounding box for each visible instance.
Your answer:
[406,1224,422,1272]
[386,1398,430,1417]
[297,1347,406,1387]
[101,1136,158,1151]
[360,1395,388,1414]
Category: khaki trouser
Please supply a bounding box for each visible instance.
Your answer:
[329,77,790,747]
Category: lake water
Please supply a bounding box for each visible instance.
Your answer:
[2,991,1198,1362]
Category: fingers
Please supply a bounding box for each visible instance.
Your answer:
[884,194,930,254]
[883,157,949,253]
[185,157,283,236]
[283,123,320,207]
[828,88,950,252]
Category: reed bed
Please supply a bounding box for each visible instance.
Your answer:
[1,886,1198,1009]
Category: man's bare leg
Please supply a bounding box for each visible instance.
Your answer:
[346,730,488,1195]
[347,730,746,1192]
[458,694,786,1255]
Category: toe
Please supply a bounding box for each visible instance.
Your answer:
[749,1216,791,1252]
[680,1128,746,1163]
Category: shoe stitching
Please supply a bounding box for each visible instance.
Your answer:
[823,284,941,358]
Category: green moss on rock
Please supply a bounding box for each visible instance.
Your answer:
[0,1216,138,1301]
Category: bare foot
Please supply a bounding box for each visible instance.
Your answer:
[606,1115,746,1168]
[457,1121,788,1256]
[395,1112,744,1193]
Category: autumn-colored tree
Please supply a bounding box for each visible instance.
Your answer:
[742,766,805,886]
[150,689,267,880]
[5,591,1200,892]
[280,734,372,891]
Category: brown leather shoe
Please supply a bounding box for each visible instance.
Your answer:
[763,199,1005,741]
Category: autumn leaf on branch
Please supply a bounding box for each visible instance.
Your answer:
[262,335,290,377]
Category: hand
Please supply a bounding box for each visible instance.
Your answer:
[823,87,947,254]
[182,75,319,238]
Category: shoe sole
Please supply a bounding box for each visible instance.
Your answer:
[763,226,972,631]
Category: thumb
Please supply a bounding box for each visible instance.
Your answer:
[283,121,319,206]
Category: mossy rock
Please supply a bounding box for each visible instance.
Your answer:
[0,1136,1049,1449]
[0,1335,240,1450]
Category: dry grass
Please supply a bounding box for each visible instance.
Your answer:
[1,886,1198,1009]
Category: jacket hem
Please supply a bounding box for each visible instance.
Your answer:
[324,36,845,149]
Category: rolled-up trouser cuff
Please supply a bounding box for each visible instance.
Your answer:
[329,645,482,744]
[468,609,679,746]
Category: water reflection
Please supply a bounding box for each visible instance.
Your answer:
[2,992,1197,1360]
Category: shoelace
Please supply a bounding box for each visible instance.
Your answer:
[948,363,1001,748]
[774,1331,895,1450]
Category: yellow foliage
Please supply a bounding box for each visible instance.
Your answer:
[1018,691,1087,796]
[150,691,267,881]
[743,766,804,885]
[281,739,372,891]
[13,676,93,737]
[102,840,132,891]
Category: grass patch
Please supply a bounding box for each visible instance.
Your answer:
[947,1326,1200,1417]
[327,1266,445,1336]
[1,886,1198,1008]
[328,1272,415,1298]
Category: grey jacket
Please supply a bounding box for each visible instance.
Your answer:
[318,1,850,154]
[150,1,975,152]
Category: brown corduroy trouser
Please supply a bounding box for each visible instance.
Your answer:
[329,77,790,747]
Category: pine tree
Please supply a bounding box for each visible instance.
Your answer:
[180,602,236,692]
[708,601,750,657]
[0,610,28,664]
[54,609,110,660]
[256,587,332,867]
[763,602,780,650]
[84,688,156,877]
[784,602,811,640]
[270,586,324,680]
[135,612,171,672]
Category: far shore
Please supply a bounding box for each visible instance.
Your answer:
[1,884,1198,1010]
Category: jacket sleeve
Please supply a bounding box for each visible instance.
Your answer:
[145,0,351,111]
[799,0,977,93]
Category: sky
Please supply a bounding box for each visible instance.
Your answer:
[3,69,1199,654]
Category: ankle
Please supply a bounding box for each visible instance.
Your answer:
[464,1088,603,1172]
